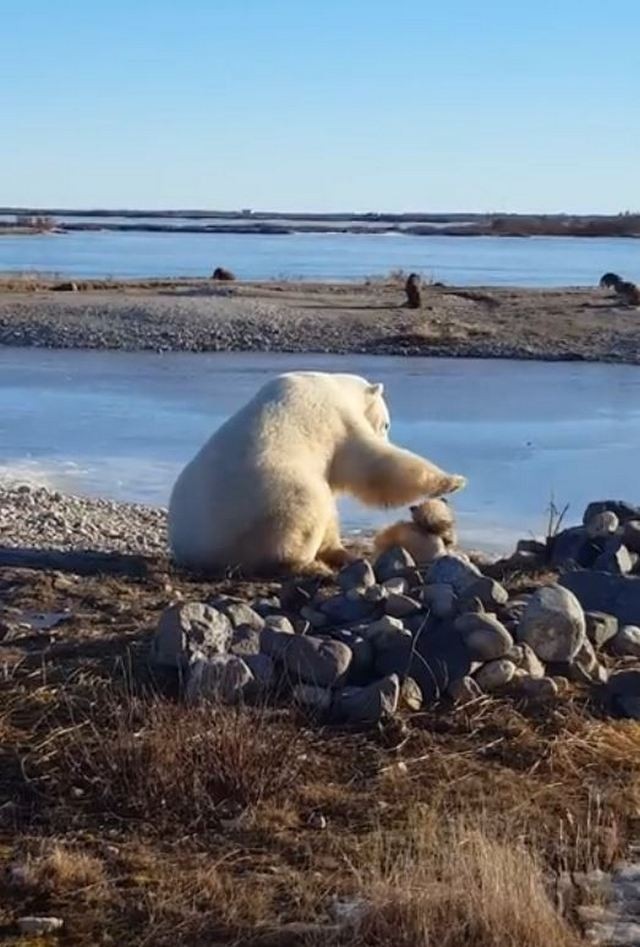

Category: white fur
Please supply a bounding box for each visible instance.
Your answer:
[168,371,465,574]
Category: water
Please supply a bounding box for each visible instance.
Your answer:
[1,231,639,286]
[2,349,640,552]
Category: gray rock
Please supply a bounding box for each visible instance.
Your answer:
[217,600,265,631]
[517,585,586,662]
[426,554,481,595]
[333,674,400,725]
[263,631,352,686]
[507,642,545,678]
[594,541,633,575]
[602,669,640,719]
[252,596,282,616]
[229,625,262,656]
[447,675,483,702]
[319,594,377,624]
[328,629,374,682]
[300,605,328,628]
[362,584,388,604]
[152,602,233,668]
[516,538,547,557]
[337,559,376,593]
[409,620,473,701]
[382,576,409,595]
[611,625,640,658]
[422,583,457,618]
[186,655,253,703]
[374,546,417,582]
[561,571,640,626]
[475,659,516,691]
[384,592,421,619]
[462,576,509,609]
[549,526,591,568]
[585,611,619,649]
[264,614,295,635]
[293,684,333,712]
[243,653,275,688]
[547,635,608,685]
[584,500,640,525]
[514,675,559,700]
[454,612,513,661]
[586,510,620,538]
[623,520,640,553]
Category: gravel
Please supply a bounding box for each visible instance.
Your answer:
[0,482,167,556]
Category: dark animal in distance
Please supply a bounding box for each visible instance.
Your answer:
[211,267,236,281]
[405,273,422,309]
[599,272,622,289]
[599,272,640,306]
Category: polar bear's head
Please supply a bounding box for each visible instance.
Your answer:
[363,381,390,439]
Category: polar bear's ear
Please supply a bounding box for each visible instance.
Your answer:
[367,382,384,397]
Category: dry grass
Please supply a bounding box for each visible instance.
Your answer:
[3,563,640,945]
[341,818,582,947]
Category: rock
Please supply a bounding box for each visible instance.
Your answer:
[584,500,640,525]
[454,612,513,661]
[328,629,374,682]
[400,676,423,710]
[362,584,388,604]
[293,684,333,712]
[548,526,595,569]
[462,576,509,609]
[374,546,417,582]
[507,642,545,678]
[300,606,328,628]
[602,669,640,719]
[382,576,409,595]
[448,675,483,702]
[230,625,262,656]
[514,675,559,699]
[517,585,586,662]
[561,571,640,626]
[152,602,233,668]
[217,601,265,631]
[516,538,547,557]
[610,625,640,658]
[262,631,352,686]
[409,620,472,701]
[422,583,457,618]
[186,655,253,703]
[475,659,516,692]
[333,674,400,725]
[593,540,633,575]
[384,592,421,619]
[263,615,295,635]
[337,559,376,593]
[319,594,378,624]
[585,611,619,649]
[243,653,275,688]
[623,520,640,553]
[586,510,620,538]
[426,554,481,594]
[251,596,282,616]
[362,614,410,645]
[18,917,64,935]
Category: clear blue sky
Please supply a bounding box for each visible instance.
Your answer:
[2,0,639,213]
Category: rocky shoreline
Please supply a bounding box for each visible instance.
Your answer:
[1,278,639,362]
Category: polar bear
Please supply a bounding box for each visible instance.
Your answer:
[168,371,466,575]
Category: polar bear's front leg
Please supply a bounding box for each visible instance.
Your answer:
[332,436,467,508]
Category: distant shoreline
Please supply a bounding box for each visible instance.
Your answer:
[1,208,639,239]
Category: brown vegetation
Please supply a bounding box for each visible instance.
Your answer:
[1,560,640,944]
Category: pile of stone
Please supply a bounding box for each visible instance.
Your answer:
[150,503,640,724]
